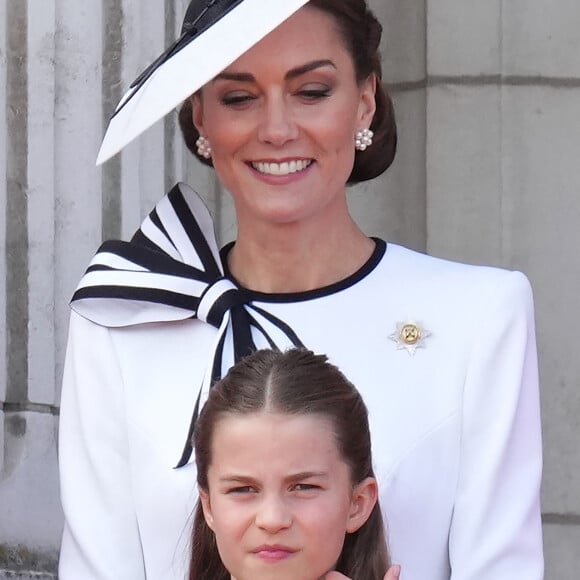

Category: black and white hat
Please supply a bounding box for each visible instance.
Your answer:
[97,0,310,165]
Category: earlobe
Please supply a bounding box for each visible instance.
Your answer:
[199,487,214,530]
[346,477,378,533]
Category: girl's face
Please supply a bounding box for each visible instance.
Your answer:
[199,412,377,580]
[191,6,376,228]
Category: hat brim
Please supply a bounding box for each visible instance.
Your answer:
[96,0,310,165]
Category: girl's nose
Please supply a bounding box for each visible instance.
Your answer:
[255,495,292,533]
[257,97,299,147]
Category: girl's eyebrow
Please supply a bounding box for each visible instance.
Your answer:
[219,475,261,487]
[219,475,258,484]
[213,59,336,84]
[286,471,329,481]
[219,471,329,484]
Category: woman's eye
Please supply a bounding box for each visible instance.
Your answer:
[221,93,255,107]
[297,87,331,101]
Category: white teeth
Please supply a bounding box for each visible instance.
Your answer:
[252,159,312,176]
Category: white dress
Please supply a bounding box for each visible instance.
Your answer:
[58,183,543,579]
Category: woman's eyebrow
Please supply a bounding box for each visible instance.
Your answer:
[213,59,336,84]
[213,71,255,83]
[285,59,336,80]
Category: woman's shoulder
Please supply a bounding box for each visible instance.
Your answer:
[380,242,533,309]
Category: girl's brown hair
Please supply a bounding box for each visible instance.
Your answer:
[179,0,397,184]
[189,348,389,579]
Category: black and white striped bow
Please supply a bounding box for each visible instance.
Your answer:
[71,182,303,466]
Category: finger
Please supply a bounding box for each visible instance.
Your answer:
[325,564,401,580]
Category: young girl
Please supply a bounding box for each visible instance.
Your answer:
[189,348,393,580]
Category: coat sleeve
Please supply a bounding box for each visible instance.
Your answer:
[449,271,544,578]
[58,311,146,579]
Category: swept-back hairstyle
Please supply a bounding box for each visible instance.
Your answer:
[179,0,397,184]
[189,348,389,579]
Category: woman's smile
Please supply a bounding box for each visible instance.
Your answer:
[250,159,314,177]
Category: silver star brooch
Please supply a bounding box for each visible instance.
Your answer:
[389,320,432,356]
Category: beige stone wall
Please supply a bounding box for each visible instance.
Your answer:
[419,3,580,578]
[1,0,578,577]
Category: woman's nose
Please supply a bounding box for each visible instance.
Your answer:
[257,97,299,147]
[254,494,292,532]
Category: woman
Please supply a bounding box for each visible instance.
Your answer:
[59,0,543,579]
[189,348,391,579]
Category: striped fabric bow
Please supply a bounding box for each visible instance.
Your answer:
[71,182,303,466]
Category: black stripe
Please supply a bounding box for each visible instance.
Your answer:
[92,239,208,279]
[168,187,222,279]
[175,385,202,469]
[210,325,228,386]
[231,307,257,361]
[174,325,229,468]
[246,313,279,350]
[86,265,117,273]
[206,287,251,328]
[129,230,160,253]
[148,206,175,253]
[249,304,304,347]
[72,285,201,312]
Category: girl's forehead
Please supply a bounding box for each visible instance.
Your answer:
[211,412,342,462]
[214,410,335,439]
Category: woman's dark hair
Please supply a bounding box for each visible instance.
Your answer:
[189,348,389,580]
[179,0,397,184]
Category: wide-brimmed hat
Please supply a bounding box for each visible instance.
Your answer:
[97,0,310,165]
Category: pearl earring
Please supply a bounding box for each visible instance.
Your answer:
[196,135,212,159]
[355,128,374,151]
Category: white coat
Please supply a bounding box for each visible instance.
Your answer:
[58,184,543,579]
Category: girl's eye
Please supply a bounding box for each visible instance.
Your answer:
[292,483,320,492]
[227,486,256,494]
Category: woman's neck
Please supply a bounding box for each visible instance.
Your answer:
[227,211,375,294]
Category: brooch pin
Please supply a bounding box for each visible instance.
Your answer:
[389,321,432,356]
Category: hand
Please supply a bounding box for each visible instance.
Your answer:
[325,564,401,580]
